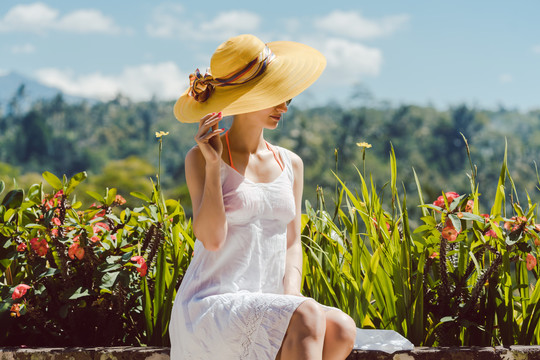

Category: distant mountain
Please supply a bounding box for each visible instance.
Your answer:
[0,72,97,110]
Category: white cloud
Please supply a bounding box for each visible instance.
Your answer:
[532,45,540,54]
[499,74,513,84]
[314,10,409,40]
[317,38,382,78]
[146,5,261,41]
[11,43,36,54]
[35,63,187,101]
[0,2,129,34]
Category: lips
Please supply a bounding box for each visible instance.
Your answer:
[270,115,281,121]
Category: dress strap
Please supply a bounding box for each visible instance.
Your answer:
[265,142,284,171]
[225,131,237,171]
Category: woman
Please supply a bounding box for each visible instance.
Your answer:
[169,34,357,360]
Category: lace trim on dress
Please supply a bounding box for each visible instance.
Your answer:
[240,295,306,359]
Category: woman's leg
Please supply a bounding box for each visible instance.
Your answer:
[276,299,326,360]
[321,309,356,360]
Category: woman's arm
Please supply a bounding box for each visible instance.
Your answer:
[283,151,304,296]
[185,113,227,251]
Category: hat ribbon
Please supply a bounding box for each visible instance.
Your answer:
[188,45,276,103]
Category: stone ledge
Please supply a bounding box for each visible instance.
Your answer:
[1,346,540,359]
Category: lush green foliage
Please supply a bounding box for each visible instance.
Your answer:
[2,91,540,217]
[301,143,540,346]
[2,92,540,346]
[2,141,540,346]
[0,170,193,346]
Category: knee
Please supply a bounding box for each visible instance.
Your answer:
[288,299,326,340]
[326,311,357,350]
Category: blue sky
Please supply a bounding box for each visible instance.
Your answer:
[1,1,539,111]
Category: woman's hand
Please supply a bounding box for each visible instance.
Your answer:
[194,112,224,166]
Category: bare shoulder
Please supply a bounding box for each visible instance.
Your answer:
[184,145,207,180]
[283,148,303,171]
[279,148,303,178]
[185,145,204,167]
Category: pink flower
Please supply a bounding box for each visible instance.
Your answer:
[12,284,31,300]
[93,222,110,233]
[430,252,438,259]
[54,190,64,198]
[68,242,85,260]
[51,228,58,237]
[52,217,61,226]
[526,253,537,271]
[485,229,497,238]
[114,195,126,206]
[441,225,458,242]
[433,192,460,209]
[17,243,27,252]
[90,235,100,243]
[30,238,48,256]
[465,200,474,212]
[131,256,148,277]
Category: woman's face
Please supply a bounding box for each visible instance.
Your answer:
[243,101,289,129]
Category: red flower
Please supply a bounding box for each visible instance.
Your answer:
[10,303,21,317]
[441,225,458,242]
[12,284,31,300]
[430,252,438,259]
[526,253,537,271]
[68,242,85,260]
[17,243,27,252]
[131,256,148,277]
[114,194,126,206]
[485,229,497,238]
[94,222,110,233]
[52,217,61,226]
[30,238,48,256]
[54,190,64,198]
[433,192,460,209]
[465,200,474,212]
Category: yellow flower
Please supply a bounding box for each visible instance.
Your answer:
[356,142,372,148]
[155,131,169,138]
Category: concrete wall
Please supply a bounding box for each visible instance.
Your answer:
[2,346,540,360]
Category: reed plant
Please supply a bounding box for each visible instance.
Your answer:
[301,139,540,346]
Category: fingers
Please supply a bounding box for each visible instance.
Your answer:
[198,112,222,131]
[198,128,225,143]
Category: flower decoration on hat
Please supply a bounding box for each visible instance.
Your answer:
[188,45,276,103]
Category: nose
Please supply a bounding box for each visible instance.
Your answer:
[275,101,288,113]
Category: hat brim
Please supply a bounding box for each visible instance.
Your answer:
[173,41,326,123]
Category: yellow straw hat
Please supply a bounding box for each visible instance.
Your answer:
[173,34,326,123]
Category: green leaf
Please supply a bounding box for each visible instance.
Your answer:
[458,212,485,222]
[105,188,117,206]
[0,180,4,195]
[448,214,462,232]
[42,171,63,190]
[131,191,151,203]
[27,183,42,204]
[65,286,91,300]
[1,189,24,209]
[86,190,105,203]
[66,171,87,195]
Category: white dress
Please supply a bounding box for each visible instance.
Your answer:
[169,146,310,360]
